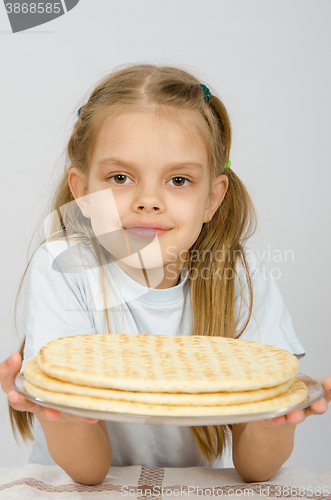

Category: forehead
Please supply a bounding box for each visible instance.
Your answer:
[91,107,209,166]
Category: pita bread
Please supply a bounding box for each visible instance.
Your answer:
[36,334,300,393]
[23,379,308,416]
[24,358,295,406]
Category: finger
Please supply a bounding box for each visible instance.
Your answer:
[312,378,331,403]
[34,407,84,422]
[41,407,63,421]
[8,390,46,416]
[322,375,331,396]
[40,412,98,424]
[8,390,99,425]
[7,391,63,421]
[270,415,287,426]
[324,392,331,404]
[285,398,328,423]
[306,398,328,416]
[39,408,99,423]
[284,409,306,424]
[61,414,99,423]
[0,352,22,394]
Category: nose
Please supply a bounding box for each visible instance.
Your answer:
[133,184,165,213]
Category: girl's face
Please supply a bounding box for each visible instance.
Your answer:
[69,109,228,288]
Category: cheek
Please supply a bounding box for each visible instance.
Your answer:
[174,206,205,249]
[176,198,207,226]
[88,188,122,235]
[108,191,130,220]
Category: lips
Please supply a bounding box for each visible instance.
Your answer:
[124,224,171,238]
[124,223,171,230]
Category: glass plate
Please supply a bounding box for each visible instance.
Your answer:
[13,373,324,426]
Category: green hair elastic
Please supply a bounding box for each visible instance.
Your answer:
[200,84,211,102]
[224,159,231,169]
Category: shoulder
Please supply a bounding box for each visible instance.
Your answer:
[234,247,269,293]
[30,236,98,275]
[235,247,266,274]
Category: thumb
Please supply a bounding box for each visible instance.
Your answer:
[0,352,22,394]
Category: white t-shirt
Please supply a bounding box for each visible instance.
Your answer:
[20,238,305,468]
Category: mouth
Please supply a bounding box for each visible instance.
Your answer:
[124,226,171,238]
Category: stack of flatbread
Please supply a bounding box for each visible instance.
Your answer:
[23,334,308,416]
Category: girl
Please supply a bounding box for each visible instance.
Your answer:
[1,63,330,486]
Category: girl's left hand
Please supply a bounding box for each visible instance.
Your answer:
[271,375,331,426]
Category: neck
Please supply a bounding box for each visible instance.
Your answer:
[114,258,185,289]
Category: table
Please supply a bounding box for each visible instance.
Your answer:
[0,464,330,499]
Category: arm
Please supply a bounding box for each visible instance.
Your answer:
[36,415,112,485]
[232,375,331,482]
[3,352,112,485]
[232,420,296,482]
[232,253,303,481]
[6,241,114,484]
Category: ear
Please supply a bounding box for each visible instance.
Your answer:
[203,174,229,223]
[68,167,90,218]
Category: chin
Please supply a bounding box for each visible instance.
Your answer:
[120,252,165,270]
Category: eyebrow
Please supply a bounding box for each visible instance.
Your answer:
[96,157,204,171]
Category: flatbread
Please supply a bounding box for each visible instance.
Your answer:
[24,358,295,406]
[36,334,300,393]
[23,379,308,416]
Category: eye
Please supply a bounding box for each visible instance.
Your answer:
[168,176,191,187]
[107,173,191,187]
[107,174,132,185]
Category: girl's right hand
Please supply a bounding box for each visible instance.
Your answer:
[0,351,98,424]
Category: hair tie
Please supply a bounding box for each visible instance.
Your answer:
[200,84,211,102]
[77,106,83,117]
[224,159,231,170]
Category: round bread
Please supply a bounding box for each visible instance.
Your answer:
[24,358,294,406]
[23,379,308,416]
[36,334,300,393]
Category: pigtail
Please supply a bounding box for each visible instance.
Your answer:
[187,94,257,462]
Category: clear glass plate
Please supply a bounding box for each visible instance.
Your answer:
[13,373,324,426]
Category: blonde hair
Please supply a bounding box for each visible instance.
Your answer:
[10,63,256,464]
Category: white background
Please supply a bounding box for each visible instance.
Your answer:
[0,0,330,471]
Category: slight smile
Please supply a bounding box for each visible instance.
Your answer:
[124,226,171,237]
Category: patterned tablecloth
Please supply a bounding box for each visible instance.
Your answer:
[0,464,330,499]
